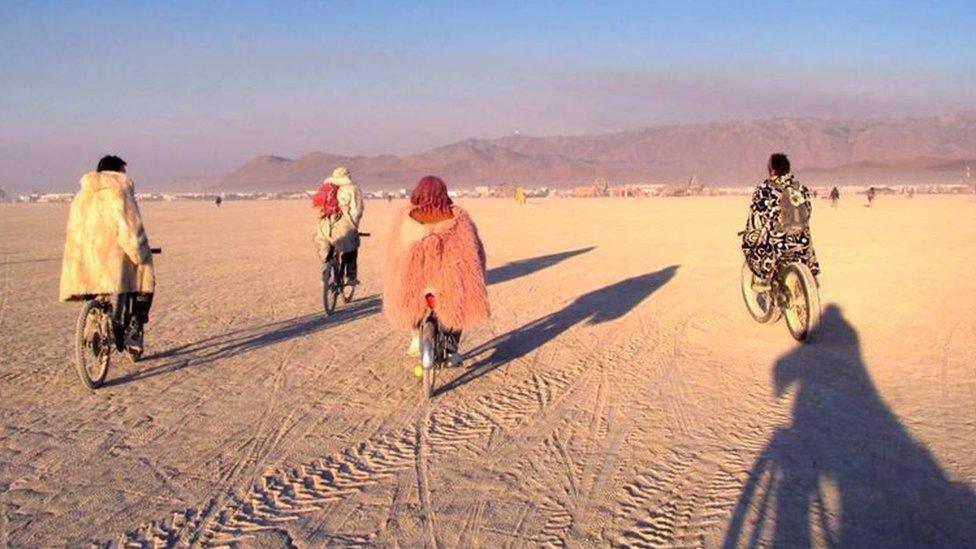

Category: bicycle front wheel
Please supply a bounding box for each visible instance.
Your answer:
[741,262,781,324]
[75,300,111,390]
[782,263,821,342]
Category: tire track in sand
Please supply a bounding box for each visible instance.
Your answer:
[610,300,794,548]
[106,305,394,548]
[489,319,664,547]
[109,318,605,546]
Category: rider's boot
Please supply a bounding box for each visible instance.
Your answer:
[751,279,772,293]
[407,331,420,357]
[125,321,144,355]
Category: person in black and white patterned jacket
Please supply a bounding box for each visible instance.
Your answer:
[741,153,820,281]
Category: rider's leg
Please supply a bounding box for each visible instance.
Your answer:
[342,248,359,285]
[744,251,773,291]
[131,292,153,324]
[125,293,153,353]
[112,294,127,325]
[447,330,463,367]
[110,293,128,349]
[445,330,461,354]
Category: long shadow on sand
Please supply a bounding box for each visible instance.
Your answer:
[723,304,976,548]
[435,265,679,396]
[106,296,381,387]
[115,247,595,386]
[486,246,595,286]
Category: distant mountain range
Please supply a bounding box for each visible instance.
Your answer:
[216,113,976,191]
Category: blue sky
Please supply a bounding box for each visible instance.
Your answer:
[1,1,974,190]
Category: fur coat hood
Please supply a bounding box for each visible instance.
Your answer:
[382,205,489,331]
[59,171,155,301]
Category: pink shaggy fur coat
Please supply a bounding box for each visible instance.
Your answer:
[383,205,489,331]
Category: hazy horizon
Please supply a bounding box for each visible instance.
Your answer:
[2,1,975,192]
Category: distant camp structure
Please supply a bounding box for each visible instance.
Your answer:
[493,182,517,199]
[573,177,610,198]
[659,175,706,197]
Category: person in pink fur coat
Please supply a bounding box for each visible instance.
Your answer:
[383,176,489,365]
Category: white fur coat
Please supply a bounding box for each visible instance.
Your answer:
[59,171,155,301]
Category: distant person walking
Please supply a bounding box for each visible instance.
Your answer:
[866,186,876,207]
[59,155,155,354]
[215,195,222,207]
[515,186,526,205]
[741,153,820,282]
[830,186,840,207]
[383,176,489,367]
[313,167,364,285]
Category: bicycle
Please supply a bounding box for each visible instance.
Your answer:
[74,248,161,390]
[322,233,370,316]
[322,253,355,315]
[740,238,821,342]
[415,293,458,398]
[322,232,369,315]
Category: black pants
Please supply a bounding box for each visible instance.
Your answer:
[114,292,153,326]
[326,248,358,281]
[445,330,461,353]
[415,321,461,353]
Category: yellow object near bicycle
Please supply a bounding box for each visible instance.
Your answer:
[413,364,424,378]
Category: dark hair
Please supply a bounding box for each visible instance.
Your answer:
[410,175,453,212]
[768,153,790,176]
[97,155,127,173]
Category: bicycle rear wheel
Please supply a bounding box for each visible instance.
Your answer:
[75,300,111,390]
[323,261,339,315]
[420,319,438,398]
[782,263,821,342]
[741,262,781,324]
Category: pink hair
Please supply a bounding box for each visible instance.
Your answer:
[410,175,453,213]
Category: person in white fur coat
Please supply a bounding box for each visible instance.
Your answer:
[314,166,364,284]
[60,155,155,353]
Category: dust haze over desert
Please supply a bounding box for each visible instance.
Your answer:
[1,3,975,549]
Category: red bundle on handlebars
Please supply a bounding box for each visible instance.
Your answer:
[425,294,436,309]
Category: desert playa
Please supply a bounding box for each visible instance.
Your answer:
[0,195,974,547]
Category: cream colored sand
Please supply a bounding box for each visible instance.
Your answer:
[1,195,974,547]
